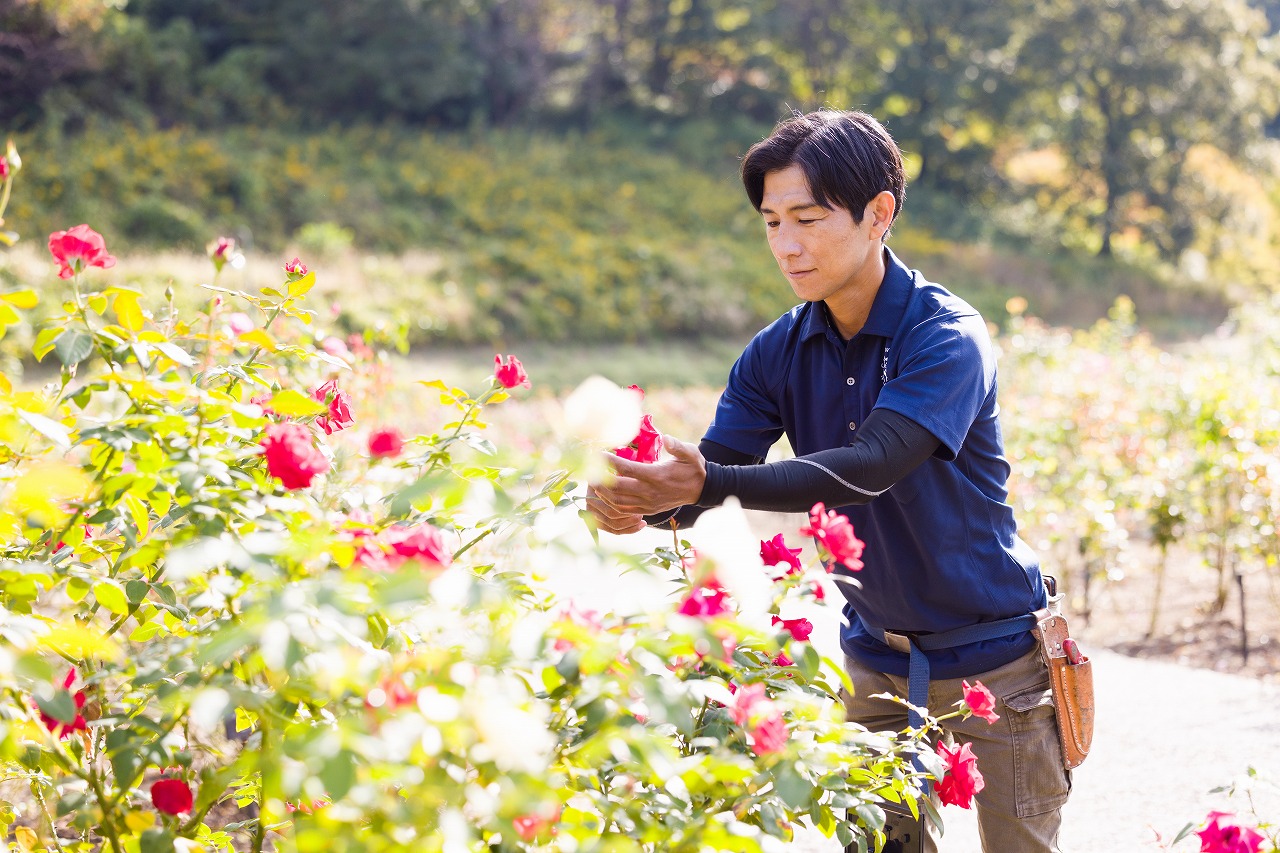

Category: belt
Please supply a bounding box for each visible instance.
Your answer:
[871,614,1040,731]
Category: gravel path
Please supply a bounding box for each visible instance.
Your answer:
[790,647,1280,852]
[584,518,1280,852]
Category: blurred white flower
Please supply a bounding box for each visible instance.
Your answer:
[686,498,774,626]
[561,376,643,449]
[467,677,554,774]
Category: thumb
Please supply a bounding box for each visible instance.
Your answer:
[662,434,699,462]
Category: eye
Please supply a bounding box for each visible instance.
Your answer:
[798,218,818,225]
[765,220,780,229]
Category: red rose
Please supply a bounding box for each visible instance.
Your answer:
[208,237,241,273]
[261,422,330,489]
[150,777,193,815]
[493,354,531,390]
[615,414,662,463]
[961,680,1000,725]
[38,668,88,739]
[48,225,116,279]
[284,257,308,278]
[385,523,451,569]
[771,615,813,642]
[678,581,731,618]
[311,379,355,434]
[760,533,803,574]
[935,740,985,808]
[1196,811,1267,853]
[799,503,865,570]
[367,427,405,459]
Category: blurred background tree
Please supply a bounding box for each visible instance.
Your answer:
[2,0,1278,341]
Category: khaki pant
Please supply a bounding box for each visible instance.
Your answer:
[842,647,1070,852]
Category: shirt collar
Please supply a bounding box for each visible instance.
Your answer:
[799,246,914,342]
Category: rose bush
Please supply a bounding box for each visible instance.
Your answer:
[0,165,986,852]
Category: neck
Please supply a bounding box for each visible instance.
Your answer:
[824,246,887,339]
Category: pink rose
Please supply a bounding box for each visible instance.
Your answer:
[226,312,254,336]
[150,777,193,815]
[38,668,88,739]
[367,427,405,459]
[493,354,531,389]
[799,503,865,570]
[1196,811,1267,853]
[321,335,353,360]
[260,422,330,489]
[284,257,308,278]
[512,807,561,842]
[678,580,731,618]
[729,684,788,756]
[0,157,10,180]
[385,523,451,569]
[772,616,813,642]
[961,680,1000,725]
[312,379,355,434]
[935,740,985,808]
[760,533,803,574]
[615,414,662,463]
[48,224,116,279]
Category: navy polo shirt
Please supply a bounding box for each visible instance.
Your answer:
[704,248,1046,680]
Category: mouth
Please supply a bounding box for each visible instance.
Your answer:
[785,268,815,279]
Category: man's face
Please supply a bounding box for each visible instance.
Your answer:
[760,164,883,306]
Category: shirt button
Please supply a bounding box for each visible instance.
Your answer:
[849,421,857,430]
[846,377,856,385]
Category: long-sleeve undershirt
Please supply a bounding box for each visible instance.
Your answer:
[645,407,940,529]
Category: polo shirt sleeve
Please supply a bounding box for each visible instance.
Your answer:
[703,335,786,458]
[873,310,995,461]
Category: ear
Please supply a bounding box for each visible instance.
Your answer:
[864,191,897,241]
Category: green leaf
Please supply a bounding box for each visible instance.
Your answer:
[772,761,812,809]
[66,577,91,602]
[139,827,174,853]
[17,409,71,449]
[1,289,38,309]
[125,580,150,604]
[0,301,19,326]
[93,580,130,616]
[319,749,357,800]
[35,690,78,725]
[54,329,94,366]
[154,341,195,367]
[286,270,316,297]
[267,388,326,417]
[33,327,63,361]
[0,230,19,247]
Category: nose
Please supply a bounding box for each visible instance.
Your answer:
[771,224,803,260]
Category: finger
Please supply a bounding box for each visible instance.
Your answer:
[594,476,654,509]
[585,494,637,522]
[599,517,647,535]
[662,434,699,461]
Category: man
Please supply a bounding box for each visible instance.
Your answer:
[587,110,1070,852]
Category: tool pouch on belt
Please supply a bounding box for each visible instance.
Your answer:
[1031,610,1094,769]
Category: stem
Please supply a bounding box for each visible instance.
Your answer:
[451,527,494,561]
[251,771,267,853]
[31,784,68,853]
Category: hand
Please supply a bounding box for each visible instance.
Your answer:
[586,435,707,533]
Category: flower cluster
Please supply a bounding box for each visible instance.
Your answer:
[799,502,865,570]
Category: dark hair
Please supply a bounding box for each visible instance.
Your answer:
[741,110,906,227]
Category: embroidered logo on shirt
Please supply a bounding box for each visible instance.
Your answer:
[881,343,890,384]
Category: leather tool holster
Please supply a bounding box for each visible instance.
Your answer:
[1031,609,1094,769]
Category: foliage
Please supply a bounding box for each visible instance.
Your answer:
[999,295,1280,626]
[0,159,961,847]
[1,121,1230,361]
